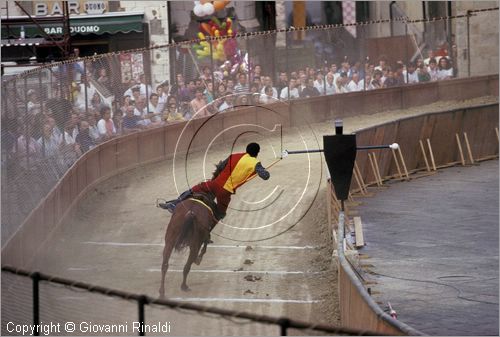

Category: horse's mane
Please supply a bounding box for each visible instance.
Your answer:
[211,160,225,180]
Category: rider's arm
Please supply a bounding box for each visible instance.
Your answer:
[255,162,270,180]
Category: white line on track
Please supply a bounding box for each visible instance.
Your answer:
[82,241,319,250]
[164,298,322,304]
[146,268,324,275]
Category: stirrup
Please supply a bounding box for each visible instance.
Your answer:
[159,201,176,213]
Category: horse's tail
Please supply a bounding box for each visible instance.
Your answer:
[174,210,195,251]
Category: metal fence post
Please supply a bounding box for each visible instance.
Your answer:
[466,10,471,77]
[278,318,290,336]
[31,272,40,336]
[137,295,148,336]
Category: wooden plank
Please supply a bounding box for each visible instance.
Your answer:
[426,138,437,171]
[455,133,466,166]
[463,132,475,164]
[397,146,410,179]
[354,216,365,248]
[419,140,431,172]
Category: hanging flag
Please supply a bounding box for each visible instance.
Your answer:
[342,1,357,38]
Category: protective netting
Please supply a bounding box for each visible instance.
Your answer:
[2,270,359,336]
[1,11,498,245]
[1,273,32,336]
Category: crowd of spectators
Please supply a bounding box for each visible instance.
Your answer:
[3,48,456,175]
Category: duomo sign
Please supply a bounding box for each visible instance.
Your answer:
[34,1,107,16]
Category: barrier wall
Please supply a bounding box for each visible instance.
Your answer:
[2,76,499,335]
[330,103,498,334]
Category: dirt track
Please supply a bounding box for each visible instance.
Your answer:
[25,96,497,335]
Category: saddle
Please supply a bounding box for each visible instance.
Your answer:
[188,192,223,224]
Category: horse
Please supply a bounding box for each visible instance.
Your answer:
[159,162,224,298]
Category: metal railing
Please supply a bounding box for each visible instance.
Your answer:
[2,266,381,336]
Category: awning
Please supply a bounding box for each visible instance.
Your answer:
[1,12,144,39]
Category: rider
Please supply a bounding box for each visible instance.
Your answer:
[160,142,270,220]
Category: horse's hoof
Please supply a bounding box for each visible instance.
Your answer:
[181,284,191,292]
[194,257,202,265]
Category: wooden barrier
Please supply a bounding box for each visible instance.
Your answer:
[1,75,498,334]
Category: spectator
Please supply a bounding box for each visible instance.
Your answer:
[190,88,209,117]
[260,76,278,99]
[217,83,227,97]
[418,64,431,82]
[201,66,212,82]
[37,123,61,158]
[163,96,185,123]
[280,78,299,99]
[226,79,235,93]
[300,78,320,98]
[424,49,439,66]
[325,72,337,95]
[233,73,249,94]
[122,106,143,132]
[314,73,326,95]
[90,92,102,111]
[427,58,439,81]
[97,105,117,140]
[46,116,63,141]
[335,72,349,93]
[393,63,406,86]
[369,70,383,90]
[86,114,101,142]
[96,68,110,88]
[134,96,155,127]
[258,85,276,104]
[437,57,453,80]
[218,92,234,112]
[156,82,169,104]
[276,72,288,97]
[148,93,164,122]
[383,69,399,88]
[13,124,42,169]
[347,73,364,92]
[61,121,82,168]
[75,121,96,153]
[403,62,419,84]
[204,82,215,103]
[120,95,133,116]
[297,73,308,94]
[374,55,388,72]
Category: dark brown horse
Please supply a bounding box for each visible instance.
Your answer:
[159,162,224,298]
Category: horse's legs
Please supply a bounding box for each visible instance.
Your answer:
[159,240,175,298]
[181,243,200,291]
[194,237,209,265]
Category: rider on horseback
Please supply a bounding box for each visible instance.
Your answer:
[159,142,270,220]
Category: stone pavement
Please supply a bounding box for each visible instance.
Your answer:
[356,160,499,336]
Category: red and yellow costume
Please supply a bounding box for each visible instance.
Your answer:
[191,152,260,217]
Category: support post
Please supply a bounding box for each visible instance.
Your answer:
[371,152,384,185]
[463,132,474,164]
[32,272,40,336]
[138,295,148,336]
[455,133,466,166]
[354,162,367,194]
[397,147,410,179]
[368,153,381,186]
[495,127,499,142]
[426,138,437,171]
[419,140,431,172]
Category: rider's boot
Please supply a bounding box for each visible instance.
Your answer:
[159,189,192,213]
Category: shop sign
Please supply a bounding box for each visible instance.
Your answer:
[34,1,107,16]
[43,25,101,35]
